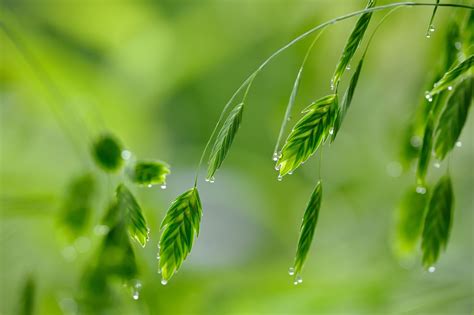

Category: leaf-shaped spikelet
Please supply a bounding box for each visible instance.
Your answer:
[434,77,473,160]
[92,134,123,172]
[207,103,244,180]
[159,187,203,283]
[331,0,375,90]
[116,184,149,247]
[276,95,337,176]
[127,160,170,186]
[293,181,322,277]
[421,175,453,268]
[428,55,473,96]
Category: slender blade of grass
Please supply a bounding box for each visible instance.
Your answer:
[428,55,473,96]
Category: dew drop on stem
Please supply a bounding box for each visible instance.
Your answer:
[160,183,167,190]
[296,275,303,284]
[161,279,168,285]
[428,266,436,273]
[416,186,427,194]
[272,152,279,161]
[288,267,295,276]
[277,174,283,182]
[455,141,462,147]
[147,184,152,188]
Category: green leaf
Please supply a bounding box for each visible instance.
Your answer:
[428,55,473,96]
[421,175,454,268]
[331,0,375,90]
[207,102,244,180]
[116,184,149,247]
[127,160,170,186]
[293,181,322,277]
[395,187,429,255]
[276,94,337,176]
[434,77,473,160]
[60,174,95,237]
[92,134,123,171]
[416,113,434,186]
[18,275,35,315]
[159,187,202,282]
[331,57,364,141]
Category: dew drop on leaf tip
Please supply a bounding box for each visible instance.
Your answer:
[277,174,283,182]
[416,186,426,194]
[428,266,436,273]
[447,86,453,91]
[455,141,462,148]
[433,161,441,168]
[346,64,351,70]
[147,184,152,188]
[288,267,295,276]
[161,279,168,285]
[160,183,167,189]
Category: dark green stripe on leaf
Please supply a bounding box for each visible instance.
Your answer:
[116,184,149,247]
[18,276,35,315]
[421,175,454,268]
[434,77,473,160]
[395,187,429,255]
[293,181,322,276]
[332,57,364,141]
[331,0,375,89]
[159,187,203,282]
[428,55,473,96]
[92,134,123,172]
[416,113,434,186]
[127,160,170,186]
[207,102,244,180]
[277,95,338,176]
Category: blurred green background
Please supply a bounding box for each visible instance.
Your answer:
[1,0,473,314]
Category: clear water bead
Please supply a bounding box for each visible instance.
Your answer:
[429,25,435,32]
[428,266,436,273]
[272,152,279,161]
[346,64,351,70]
[160,184,167,190]
[288,267,295,276]
[277,174,283,181]
[121,150,132,160]
[132,291,139,300]
[161,279,168,285]
[329,128,334,135]
[455,141,462,147]
[209,177,215,183]
[447,86,453,91]
[296,275,303,284]
[416,186,427,194]
[147,184,152,188]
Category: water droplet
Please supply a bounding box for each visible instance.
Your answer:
[277,174,283,181]
[429,25,435,32]
[275,164,281,171]
[272,152,279,161]
[94,224,110,235]
[428,266,436,273]
[447,86,453,91]
[287,116,292,122]
[209,177,215,183]
[296,275,303,284]
[288,267,295,276]
[346,64,351,70]
[121,150,132,160]
[293,280,299,286]
[424,91,432,102]
[455,141,462,147]
[328,127,334,135]
[433,161,441,168]
[160,183,167,189]
[147,184,152,188]
[416,186,427,194]
[132,291,139,300]
[455,42,462,50]
[161,279,168,285]
[156,253,160,260]
[157,268,161,274]
[425,33,431,39]
[410,136,422,148]
[288,171,293,175]
[330,80,335,90]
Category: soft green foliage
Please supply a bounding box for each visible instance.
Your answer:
[159,188,203,282]
[331,0,375,90]
[276,95,337,176]
[416,113,434,186]
[434,77,473,160]
[207,102,244,180]
[332,58,364,141]
[60,173,95,237]
[127,160,170,186]
[92,134,123,172]
[18,276,35,315]
[421,175,454,268]
[395,187,429,255]
[115,184,149,247]
[428,55,473,96]
[293,181,322,277]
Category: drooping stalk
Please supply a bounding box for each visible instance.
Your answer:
[192,1,473,186]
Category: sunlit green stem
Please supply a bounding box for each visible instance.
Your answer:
[192,1,473,186]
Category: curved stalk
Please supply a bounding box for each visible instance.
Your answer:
[192,1,473,186]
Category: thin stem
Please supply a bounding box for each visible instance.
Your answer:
[273,30,325,158]
[192,1,473,186]
[0,22,90,164]
[426,0,440,37]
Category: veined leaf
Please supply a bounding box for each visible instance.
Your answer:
[18,275,35,315]
[395,187,429,255]
[428,55,473,96]
[60,173,95,237]
[331,57,364,141]
[92,134,123,172]
[416,113,434,186]
[127,160,170,186]
[293,181,322,277]
[116,184,149,247]
[207,102,244,180]
[331,0,375,89]
[277,95,338,176]
[434,77,473,160]
[159,187,203,282]
[421,175,454,268]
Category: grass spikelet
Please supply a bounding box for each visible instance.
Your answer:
[428,55,473,96]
